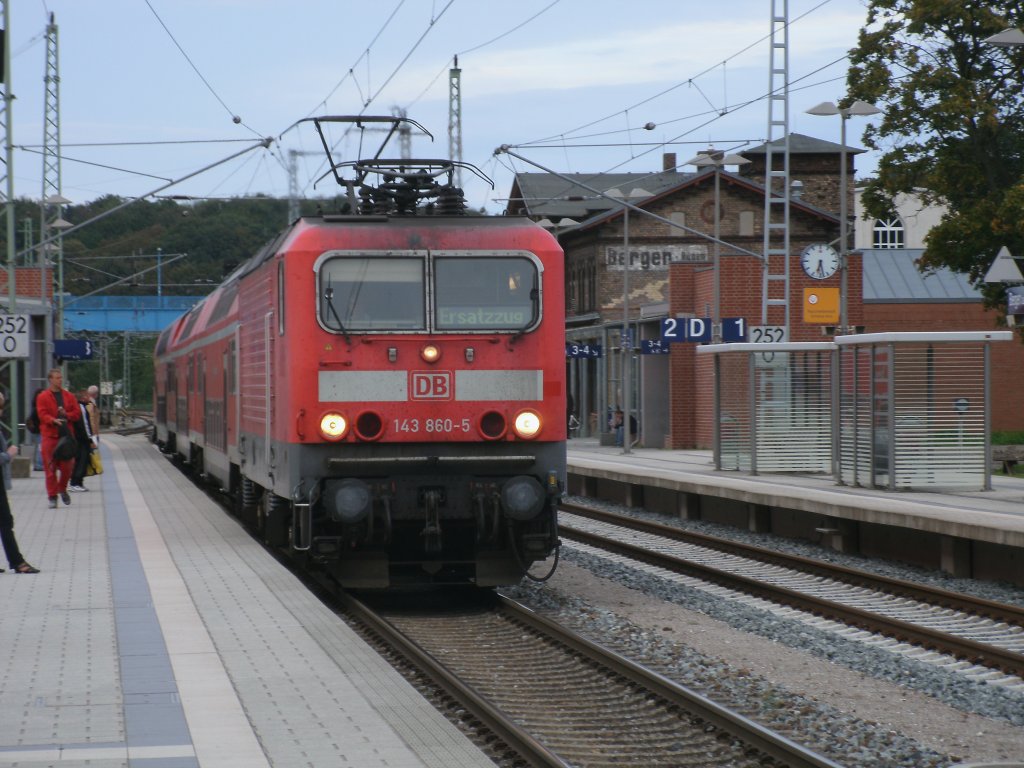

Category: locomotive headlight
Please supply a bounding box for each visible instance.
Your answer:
[319,412,348,441]
[420,344,441,363]
[512,409,542,439]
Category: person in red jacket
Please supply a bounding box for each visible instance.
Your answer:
[36,368,82,508]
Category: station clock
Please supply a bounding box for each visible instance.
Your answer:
[800,243,840,280]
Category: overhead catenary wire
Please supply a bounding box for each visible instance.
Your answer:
[521,0,840,148]
[17,2,860,211]
[403,0,566,110]
[15,138,273,263]
[143,0,264,138]
[287,0,567,198]
[492,61,849,214]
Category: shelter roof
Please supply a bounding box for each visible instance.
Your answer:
[862,249,979,302]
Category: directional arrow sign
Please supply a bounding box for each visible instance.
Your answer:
[53,339,94,360]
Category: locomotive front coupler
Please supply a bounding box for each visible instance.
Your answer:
[470,481,503,545]
[419,488,444,553]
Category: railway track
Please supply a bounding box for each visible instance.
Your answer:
[180,450,843,767]
[111,409,154,436]
[559,502,1024,686]
[340,589,844,768]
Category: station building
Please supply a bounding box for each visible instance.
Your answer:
[507,134,1024,448]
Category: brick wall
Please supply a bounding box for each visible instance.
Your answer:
[556,154,1022,450]
[0,267,55,299]
[865,301,1024,432]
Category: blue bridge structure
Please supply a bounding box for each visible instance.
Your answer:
[62,295,200,333]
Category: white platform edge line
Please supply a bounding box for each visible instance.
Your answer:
[107,440,271,768]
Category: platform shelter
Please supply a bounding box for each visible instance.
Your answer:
[698,331,1012,491]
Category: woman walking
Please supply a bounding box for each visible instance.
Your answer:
[0,393,39,574]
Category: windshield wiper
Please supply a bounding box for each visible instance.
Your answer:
[323,286,352,345]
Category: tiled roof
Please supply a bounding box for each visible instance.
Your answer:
[742,132,864,156]
[511,171,691,219]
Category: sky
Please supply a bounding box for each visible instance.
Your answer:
[8,0,877,217]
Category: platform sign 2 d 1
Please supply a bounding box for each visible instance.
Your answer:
[661,317,747,343]
[566,343,602,358]
[0,314,31,359]
[53,339,94,360]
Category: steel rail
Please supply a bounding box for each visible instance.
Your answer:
[335,589,571,768]
[562,501,1024,626]
[559,518,1024,677]
[496,595,846,768]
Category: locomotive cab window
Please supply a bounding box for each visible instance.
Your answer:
[434,256,539,331]
[318,257,425,330]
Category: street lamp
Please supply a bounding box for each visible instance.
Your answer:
[42,194,73,341]
[685,148,750,342]
[806,100,882,335]
[984,27,1024,46]
[621,204,632,454]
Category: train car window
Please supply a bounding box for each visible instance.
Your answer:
[155,327,172,357]
[227,339,237,395]
[277,261,285,335]
[319,257,425,331]
[209,281,239,325]
[181,305,202,339]
[434,256,539,330]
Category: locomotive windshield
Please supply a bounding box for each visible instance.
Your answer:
[434,256,538,330]
[320,257,426,330]
[317,252,540,333]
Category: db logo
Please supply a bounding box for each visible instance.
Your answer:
[411,371,452,400]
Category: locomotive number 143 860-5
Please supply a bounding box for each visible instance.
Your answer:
[393,418,472,434]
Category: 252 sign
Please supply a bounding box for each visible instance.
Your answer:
[0,314,30,358]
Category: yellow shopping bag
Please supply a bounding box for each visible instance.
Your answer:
[85,451,103,476]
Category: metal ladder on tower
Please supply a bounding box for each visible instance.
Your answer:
[761,0,791,331]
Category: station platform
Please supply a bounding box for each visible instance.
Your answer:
[0,434,494,768]
[567,438,1024,585]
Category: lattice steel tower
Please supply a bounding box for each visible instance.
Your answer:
[41,13,68,340]
[448,55,463,190]
[1,0,19,436]
[761,0,792,329]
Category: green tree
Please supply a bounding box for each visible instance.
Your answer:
[846,1,1024,294]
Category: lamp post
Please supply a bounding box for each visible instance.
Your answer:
[42,194,73,341]
[621,205,632,454]
[685,148,750,342]
[984,27,1024,46]
[806,100,881,335]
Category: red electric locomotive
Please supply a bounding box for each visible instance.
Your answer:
[153,116,565,588]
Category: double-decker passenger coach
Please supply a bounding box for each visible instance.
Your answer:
[154,116,565,588]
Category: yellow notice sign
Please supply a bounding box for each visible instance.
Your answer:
[803,287,840,324]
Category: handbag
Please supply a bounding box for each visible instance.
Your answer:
[50,389,78,462]
[52,421,77,462]
[86,450,103,476]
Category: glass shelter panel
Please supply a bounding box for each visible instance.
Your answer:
[755,351,832,473]
[835,333,1008,492]
[704,343,833,474]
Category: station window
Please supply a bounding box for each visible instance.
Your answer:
[873,216,905,249]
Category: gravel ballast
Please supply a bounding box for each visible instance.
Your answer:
[500,496,1024,768]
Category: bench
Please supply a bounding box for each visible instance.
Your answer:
[992,444,1024,474]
